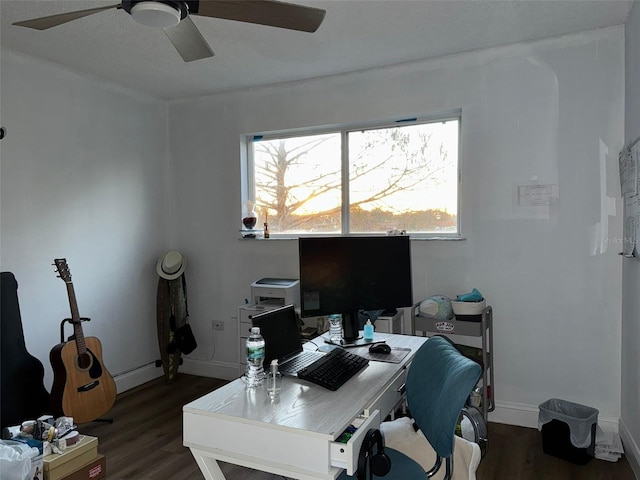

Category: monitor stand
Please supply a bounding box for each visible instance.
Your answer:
[341,310,362,342]
[324,336,386,348]
[335,309,391,348]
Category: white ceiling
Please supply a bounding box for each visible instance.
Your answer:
[0,0,634,100]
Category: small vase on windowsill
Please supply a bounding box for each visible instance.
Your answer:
[242,200,258,230]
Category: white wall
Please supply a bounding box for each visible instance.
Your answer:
[0,25,628,435]
[169,27,625,429]
[0,52,169,392]
[622,0,640,475]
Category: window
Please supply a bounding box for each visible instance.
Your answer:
[245,114,460,237]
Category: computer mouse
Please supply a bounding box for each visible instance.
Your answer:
[369,343,391,354]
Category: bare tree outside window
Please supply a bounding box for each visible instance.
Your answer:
[254,133,341,233]
[249,117,459,236]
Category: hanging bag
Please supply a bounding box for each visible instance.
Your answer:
[167,275,197,355]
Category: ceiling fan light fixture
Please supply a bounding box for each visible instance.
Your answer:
[131,1,181,28]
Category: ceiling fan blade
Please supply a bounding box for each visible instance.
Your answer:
[195,0,326,33]
[12,4,121,30]
[163,16,214,62]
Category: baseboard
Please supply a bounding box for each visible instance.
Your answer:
[490,400,620,433]
[620,418,640,479]
[112,359,238,393]
[113,363,162,394]
[180,357,240,381]
[489,401,540,428]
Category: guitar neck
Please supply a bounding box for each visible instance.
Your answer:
[66,282,87,355]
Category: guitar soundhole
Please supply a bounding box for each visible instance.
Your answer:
[77,352,93,370]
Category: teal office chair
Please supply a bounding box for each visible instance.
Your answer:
[339,335,483,480]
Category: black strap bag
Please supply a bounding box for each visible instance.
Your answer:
[167,275,197,355]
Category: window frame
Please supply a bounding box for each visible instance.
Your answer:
[243,110,462,239]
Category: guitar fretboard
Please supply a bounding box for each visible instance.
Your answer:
[65,282,87,355]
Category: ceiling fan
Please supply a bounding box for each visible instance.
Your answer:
[12,0,326,62]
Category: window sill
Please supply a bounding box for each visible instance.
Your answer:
[238,235,466,241]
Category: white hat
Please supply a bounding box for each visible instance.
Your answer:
[157,250,187,280]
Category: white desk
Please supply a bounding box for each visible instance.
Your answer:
[183,333,427,480]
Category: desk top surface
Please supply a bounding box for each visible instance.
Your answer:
[183,333,427,440]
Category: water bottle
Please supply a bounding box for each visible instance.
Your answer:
[328,314,342,344]
[246,327,265,387]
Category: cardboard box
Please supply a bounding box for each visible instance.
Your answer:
[62,454,105,480]
[43,436,98,480]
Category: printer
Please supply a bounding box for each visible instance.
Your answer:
[251,278,300,307]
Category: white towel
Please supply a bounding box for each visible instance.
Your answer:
[380,417,481,480]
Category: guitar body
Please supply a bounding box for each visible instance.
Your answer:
[50,336,116,424]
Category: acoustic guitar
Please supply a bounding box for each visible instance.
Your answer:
[50,259,116,423]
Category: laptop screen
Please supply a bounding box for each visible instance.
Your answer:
[251,305,303,367]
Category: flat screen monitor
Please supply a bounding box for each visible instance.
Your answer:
[298,236,413,341]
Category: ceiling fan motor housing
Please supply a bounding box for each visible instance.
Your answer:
[122,1,200,26]
[12,0,325,62]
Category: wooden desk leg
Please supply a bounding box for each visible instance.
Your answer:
[190,449,227,480]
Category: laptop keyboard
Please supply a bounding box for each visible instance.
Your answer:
[297,348,369,391]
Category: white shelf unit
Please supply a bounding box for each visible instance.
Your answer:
[410,304,494,420]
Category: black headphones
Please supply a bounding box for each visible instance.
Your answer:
[357,429,392,480]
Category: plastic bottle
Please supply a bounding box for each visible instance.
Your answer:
[328,314,342,344]
[267,359,282,400]
[363,319,374,341]
[246,327,265,387]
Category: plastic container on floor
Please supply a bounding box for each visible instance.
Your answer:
[538,398,598,464]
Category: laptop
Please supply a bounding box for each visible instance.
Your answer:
[251,304,325,377]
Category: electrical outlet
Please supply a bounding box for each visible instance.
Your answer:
[213,320,225,331]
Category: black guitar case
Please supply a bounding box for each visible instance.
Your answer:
[1,272,51,428]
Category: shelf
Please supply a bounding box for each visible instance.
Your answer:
[411,303,494,420]
[239,228,264,239]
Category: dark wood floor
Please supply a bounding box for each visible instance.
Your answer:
[476,422,635,480]
[80,374,636,479]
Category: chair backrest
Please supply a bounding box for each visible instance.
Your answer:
[406,335,482,459]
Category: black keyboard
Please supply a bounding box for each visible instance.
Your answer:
[297,348,369,391]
